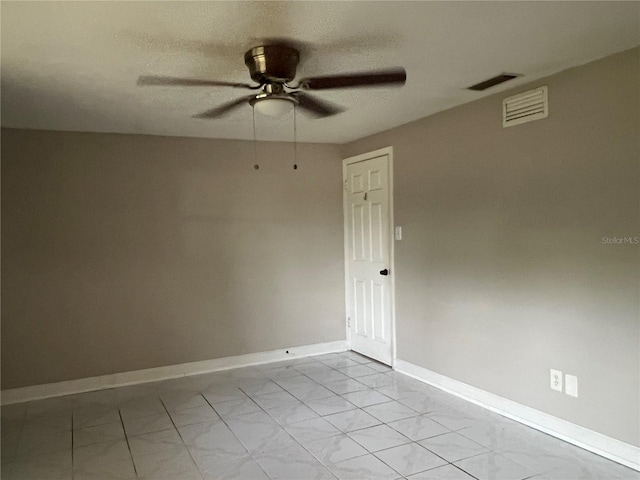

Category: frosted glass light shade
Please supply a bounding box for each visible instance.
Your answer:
[253,97,295,117]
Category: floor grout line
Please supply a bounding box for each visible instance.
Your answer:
[117,408,140,479]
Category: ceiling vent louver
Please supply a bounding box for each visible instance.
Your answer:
[503,86,548,127]
[468,73,521,91]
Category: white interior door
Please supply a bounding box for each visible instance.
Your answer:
[343,149,394,365]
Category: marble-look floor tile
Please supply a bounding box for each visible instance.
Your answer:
[457,422,523,450]
[306,370,351,384]
[128,427,184,457]
[366,362,393,373]
[254,444,337,480]
[25,398,73,421]
[562,446,640,479]
[16,429,71,457]
[407,464,477,479]
[319,358,361,369]
[238,379,284,396]
[114,385,158,403]
[251,390,299,410]
[426,408,485,431]
[288,384,337,402]
[73,405,121,429]
[118,396,166,421]
[225,411,299,454]
[5,352,635,480]
[305,395,357,416]
[284,417,341,444]
[133,444,202,480]
[211,396,261,418]
[73,456,137,480]
[324,378,370,395]
[314,353,348,363]
[341,389,392,408]
[168,404,219,427]
[73,421,125,447]
[544,461,635,480]
[1,431,20,465]
[265,366,305,381]
[398,392,448,414]
[265,402,320,425]
[160,391,208,412]
[190,372,231,390]
[295,363,333,375]
[274,375,319,391]
[24,413,72,432]
[419,432,488,462]
[388,415,451,441]
[201,387,247,404]
[122,412,173,437]
[337,365,379,378]
[178,420,245,454]
[328,453,400,480]
[340,352,374,364]
[324,409,382,433]
[356,373,396,388]
[374,442,447,476]
[306,433,369,465]
[454,452,533,480]
[195,450,269,480]
[1,403,28,421]
[376,384,423,401]
[496,442,572,475]
[348,424,411,452]
[4,449,72,480]
[364,401,419,423]
[74,439,132,468]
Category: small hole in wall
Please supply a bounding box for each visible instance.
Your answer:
[293,164,298,170]
[286,350,289,354]
[254,164,259,170]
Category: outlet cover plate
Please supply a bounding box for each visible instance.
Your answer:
[565,374,578,397]
[550,369,563,392]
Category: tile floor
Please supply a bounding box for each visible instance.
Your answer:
[1,351,639,480]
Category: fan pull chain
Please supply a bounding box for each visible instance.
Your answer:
[252,106,259,170]
[293,104,298,170]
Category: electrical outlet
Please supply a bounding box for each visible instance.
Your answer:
[550,369,563,392]
[565,374,578,397]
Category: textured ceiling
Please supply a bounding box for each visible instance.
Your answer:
[1,1,639,143]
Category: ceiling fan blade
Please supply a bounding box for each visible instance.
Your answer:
[298,67,406,90]
[137,75,257,89]
[193,96,254,119]
[292,92,344,118]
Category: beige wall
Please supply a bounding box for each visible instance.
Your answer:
[1,130,345,389]
[343,48,639,446]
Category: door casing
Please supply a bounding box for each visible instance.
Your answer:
[342,146,396,366]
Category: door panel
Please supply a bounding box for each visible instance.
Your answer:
[344,152,393,365]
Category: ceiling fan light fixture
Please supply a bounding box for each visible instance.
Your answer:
[251,95,297,118]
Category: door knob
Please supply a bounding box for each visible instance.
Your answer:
[379,269,389,276]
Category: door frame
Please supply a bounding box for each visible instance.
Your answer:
[342,146,396,367]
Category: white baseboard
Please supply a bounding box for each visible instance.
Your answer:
[1,340,348,405]
[395,359,640,472]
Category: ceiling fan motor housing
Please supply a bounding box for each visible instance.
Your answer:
[244,45,300,84]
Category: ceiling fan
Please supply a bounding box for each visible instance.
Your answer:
[137,44,406,119]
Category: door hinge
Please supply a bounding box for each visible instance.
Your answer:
[347,317,351,328]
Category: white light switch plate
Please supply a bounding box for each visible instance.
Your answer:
[550,369,563,392]
[565,374,578,397]
[395,226,402,240]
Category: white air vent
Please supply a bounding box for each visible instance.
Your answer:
[503,86,548,127]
